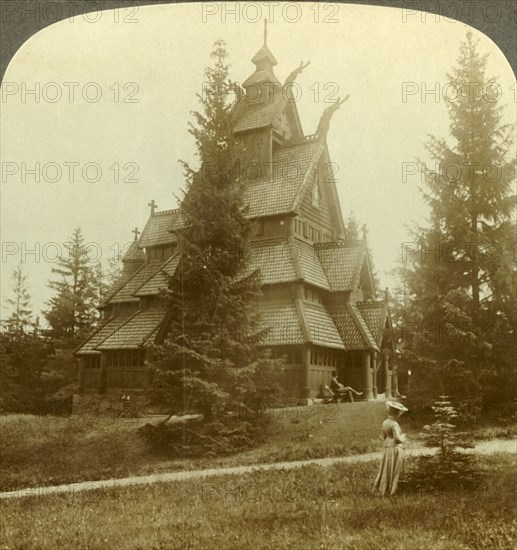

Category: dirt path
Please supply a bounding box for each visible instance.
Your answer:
[1,439,514,501]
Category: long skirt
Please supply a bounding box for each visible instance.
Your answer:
[373,446,405,495]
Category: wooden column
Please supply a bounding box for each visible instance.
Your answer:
[361,351,373,400]
[98,352,107,394]
[301,345,311,401]
[392,363,399,397]
[371,351,378,399]
[77,357,85,394]
[383,351,392,399]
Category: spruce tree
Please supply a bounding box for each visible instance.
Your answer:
[4,264,32,337]
[148,40,281,428]
[2,266,54,413]
[395,32,516,405]
[44,227,98,344]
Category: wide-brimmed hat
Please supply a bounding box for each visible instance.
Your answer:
[386,400,408,412]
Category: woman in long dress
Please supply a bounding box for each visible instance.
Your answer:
[373,400,408,496]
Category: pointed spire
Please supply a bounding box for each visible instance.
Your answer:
[361,223,368,243]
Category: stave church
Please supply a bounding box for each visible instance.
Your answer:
[75,35,399,407]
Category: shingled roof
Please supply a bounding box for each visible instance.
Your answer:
[135,254,180,296]
[316,242,365,292]
[248,241,298,285]
[109,259,165,303]
[123,240,145,262]
[258,301,305,346]
[96,308,166,350]
[301,301,345,349]
[329,302,378,351]
[74,315,133,355]
[139,210,178,248]
[293,240,330,290]
[242,138,322,218]
[357,301,389,347]
[232,91,284,133]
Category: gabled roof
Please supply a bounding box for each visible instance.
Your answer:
[123,240,145,262]
[232,91,284,134]
[135,254,180,297]
[74,315,133,355]
[109,259,165,303]
[96,308,166,350]
[243,138,322,218]
[248,241,298,285]
[139,210,178,248]
[316,242,365,292]
[293,240,330,290]
[300,301,345,349]
[357,300,391,348]
[257,301,305,346]
[329,302,379,351]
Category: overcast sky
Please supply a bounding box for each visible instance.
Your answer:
[1,2,515,319]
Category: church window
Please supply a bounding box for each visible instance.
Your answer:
[255,220,264,236]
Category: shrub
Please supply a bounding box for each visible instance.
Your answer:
[139,413,268,458]
[406,395,482,491]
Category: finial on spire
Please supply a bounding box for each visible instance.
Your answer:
[264,18,268,45]
[361,223,368,242]
[384,287,390,302]
[148,200,157,215]
[132,227,141,241]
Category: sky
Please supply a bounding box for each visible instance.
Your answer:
[1,2,515,320]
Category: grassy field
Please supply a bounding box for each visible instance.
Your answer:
[1,453,515,549]
[0,402,389,490]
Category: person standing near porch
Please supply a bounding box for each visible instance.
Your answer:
[373,400,408,496]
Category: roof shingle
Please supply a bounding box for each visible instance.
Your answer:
[109,259,165,303]
[242,140,321,218]
[135,254,180,296]
[302,301,345,349]
[75,315,133,355]
[248,242,298,285]
[316,243,365,292]
[257,301,305,346]
[96,308,166,350]
[357,301,387,347]
[139,210,177,248]
[330,303,378,351]
[293,241,330,290]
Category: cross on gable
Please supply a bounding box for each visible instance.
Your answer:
[132,227,140,241]
[148,200,158,214]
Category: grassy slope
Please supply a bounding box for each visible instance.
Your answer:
[0,402,389,490]
[1,454,515,550]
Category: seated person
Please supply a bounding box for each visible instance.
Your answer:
[329,372,363,402]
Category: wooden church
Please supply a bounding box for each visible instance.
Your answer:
[75,37,399,405]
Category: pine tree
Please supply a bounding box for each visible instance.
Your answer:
[396,32,516,404]
[148,40,281,429]
[44,227,98,344]
[4,264,32,337]
[408,396,479,491]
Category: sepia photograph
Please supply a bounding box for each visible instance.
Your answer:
[0,1,516,548]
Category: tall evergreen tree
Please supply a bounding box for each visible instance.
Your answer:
[149,40,281,422]
[1,266,54,413]
[44,227,98,344]
[396,32,516,404]
[4,264,32,337]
